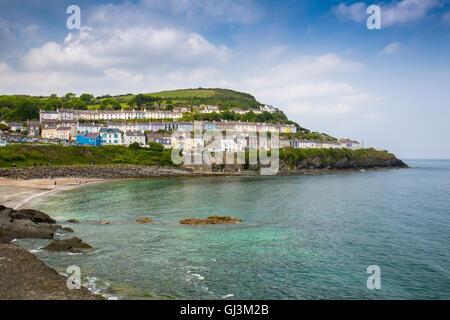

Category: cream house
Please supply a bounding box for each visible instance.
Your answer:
[42,126,57,139]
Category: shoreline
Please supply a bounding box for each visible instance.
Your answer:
[0,177,110,209]
[0,165,407,209]
[0,165,408,209]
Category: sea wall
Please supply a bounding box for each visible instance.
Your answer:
[0,165,195,179]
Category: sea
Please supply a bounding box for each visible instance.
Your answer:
[18,159,450,299]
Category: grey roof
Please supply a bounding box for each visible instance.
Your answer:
[125,131,145,137]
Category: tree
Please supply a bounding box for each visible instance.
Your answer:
[64,93,76,101]
[99,98,121,110]
[148,142,164,152]
[129,142,141,150]
[0,107,12,119]
[43,97,62,111]
[71,98,87,110]
[80,93,94,104]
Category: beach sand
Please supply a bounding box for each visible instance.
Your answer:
[0,177,107,209]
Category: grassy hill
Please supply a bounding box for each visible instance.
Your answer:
[125,88,263,110]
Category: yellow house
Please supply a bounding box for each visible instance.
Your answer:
[42,126,57,139]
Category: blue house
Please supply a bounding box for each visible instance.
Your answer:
[76,131,103,146]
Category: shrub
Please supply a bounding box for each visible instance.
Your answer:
[128,142,141,150]
[148,142,164,152]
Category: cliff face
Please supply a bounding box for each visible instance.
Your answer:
[277,148,407,172]
[279,154,407,171]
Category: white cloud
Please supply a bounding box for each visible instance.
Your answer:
[379,42,402,55]
[333,2,367,23]
[382,0,443,27]
[22,25,231,74]
[241,54,369,116]
[333,0,444,27]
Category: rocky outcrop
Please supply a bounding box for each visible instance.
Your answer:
[0,244,100,299]
[65,219,79,223]
[180,216,243,225]
[136,218,153,223]
[0,206,61,242]
[9,209,56,224]
[42,237,92,253]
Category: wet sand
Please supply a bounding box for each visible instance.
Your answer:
[0,177,107,209]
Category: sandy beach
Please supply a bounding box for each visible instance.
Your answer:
[0,177,107,209]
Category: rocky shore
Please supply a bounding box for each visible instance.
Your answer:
[0,205,99,299]
[0,165,199,180]
[0,244,99,300]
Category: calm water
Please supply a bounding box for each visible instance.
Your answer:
[19,159,450,299]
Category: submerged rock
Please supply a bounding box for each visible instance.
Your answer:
[179,216,243,225]
[65,219,79,224]
[100,220,110,225]
[136,218,153,223]
[61,227,74,233]
[42,237,92,253]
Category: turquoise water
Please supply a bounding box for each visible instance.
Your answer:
[19,159,450,299]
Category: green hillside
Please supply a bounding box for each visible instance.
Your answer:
[128,88,263,110]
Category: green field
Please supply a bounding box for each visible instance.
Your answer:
[0,144,174,167]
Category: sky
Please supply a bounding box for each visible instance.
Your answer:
[0,0,449,158]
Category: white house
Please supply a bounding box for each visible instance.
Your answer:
[2,121,24,132]
[100,128,123,145]
[55,127,72,140]
[339,139,361,150]
[200,105,220,114]
[40,110,59,122]
[124,131,146,146]
[260,105,276,113]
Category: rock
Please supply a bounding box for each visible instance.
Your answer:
[61,227,74,233]
[0,244,100,299]
[179,216,243,225]
[136,218,153,223]
[0,217,55,240]
[0,206,66,241]
[42,237,92,253]
[65,219,79,223]
[10,209,56,224]
[100,220,110,225]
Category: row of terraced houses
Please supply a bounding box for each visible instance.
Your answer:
[2,107,361,151]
